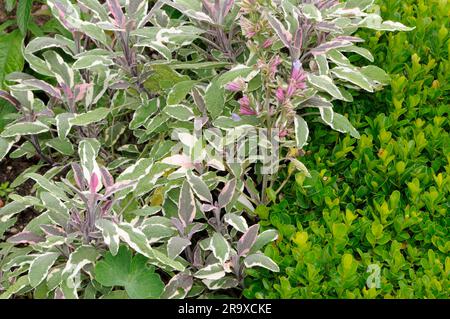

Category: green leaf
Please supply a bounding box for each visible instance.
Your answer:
[62,245,98,281]
[210,232,230,264]
[204,80,224,119]
[244,253,279,272]
[96,219,120,256]
[0,30,24,88]
[163,104,195,121]
[307,74,344,100]
[194,263,225,280]
[330,113,360,138]
[95,246,164,299]
[217,65,255,86]
[0,121,49,138]
[331,67,373,92]
[28,252,60,288]
[167,80,196,105]
[178,181,196,227]
[70,107,109,126]
[223,213,248,233]
[0,136,15,160]
[186,170,212,203]
[294,115,309,149]
[167,236,191,258]
[17,0,33,35]
[45,138,74,155]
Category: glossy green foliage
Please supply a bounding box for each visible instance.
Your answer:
[244,0,450,299]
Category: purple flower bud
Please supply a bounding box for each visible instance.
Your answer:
[275,87,285,103]
[239,96,257,115]
[262,38,274,48]
[225,78,245,92]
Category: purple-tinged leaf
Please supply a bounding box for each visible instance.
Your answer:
[266,14,292,49]
[178,181,196,227]
[237,224,259,256]
[335,35,364,43]
[40,224,66,237]
[311,39,353,56]
[103,180,135,198]
[7,231,45,244]
[201,204,216,212]
[99,166,114,188]
[89,172,99,194]
[22,79,62,99]
[74,83,92,102]
[71,163,86,190]
[161,273,193,299]
[107,0,126,28]
[171,217,185,235]
[218,178,236,208]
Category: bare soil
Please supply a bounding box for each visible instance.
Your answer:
[0,157,40,240]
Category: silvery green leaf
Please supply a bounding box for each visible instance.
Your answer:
[150,248,185,272]
[167,80,196,105]
[202,277,239,290]
[96,219,120,256]
[218,178,236,209]
[330,113,360,138]
[289,158,311,177]
[28,252,60,287]
[244,253,279,272]
[266,14,292,49]
[40,191,69,226]
[250,229,278,253]
[331,67,373,92]
[0,121,50,137]
[301,3,322,21]
[45,138,74,155]
[307,74,344,100]
[361,65,390,85]
[167,236,191,258]
[209,233,230,264]
[163,104,195,121]
[204,80,225,119]
[55,113,75,139]
[223,213,248,233]
[359,14,414,31]
[237,224,259,257]
[217,65,256,86]
[0,137,16,160]
[294,115,309,149]
[161,273,193,299]
[315,55,329,75]
[194,263,225,280]
[186,170,213,203]
[340,45,374,62]
[73,55,113,69]
[26,173,69,201]
[116,223,153,258]
[62,245,98,281]
[0,276,29,299]
[70,107,109,126]
[142,217,176,243]
[178,181,196,227]
[78,0,109,20]
[43,51,75,88]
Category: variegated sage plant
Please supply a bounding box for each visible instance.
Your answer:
[0,0,411,298]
